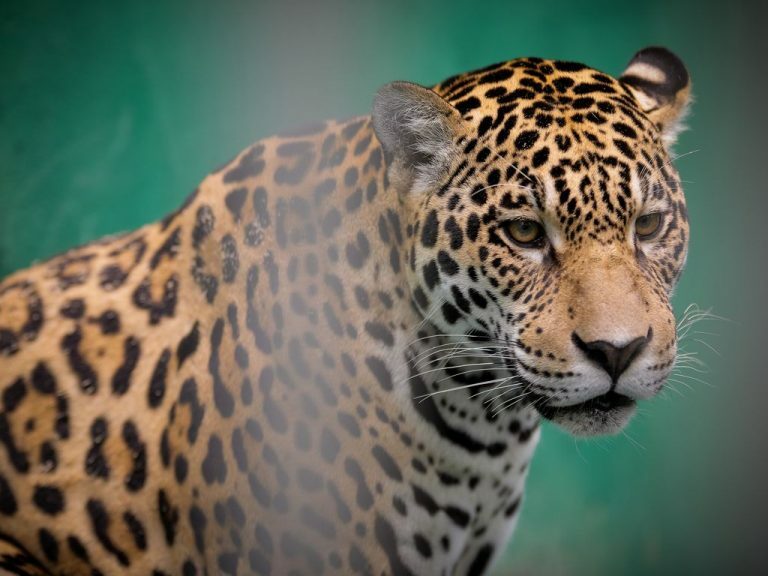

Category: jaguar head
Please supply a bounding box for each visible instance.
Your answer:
[373,48,691,436]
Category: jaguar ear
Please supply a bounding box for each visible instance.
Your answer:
[620,47,692,148]
[372,81,461,193]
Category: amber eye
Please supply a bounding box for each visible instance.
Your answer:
[501,219,546,247]
[635,212,663,239]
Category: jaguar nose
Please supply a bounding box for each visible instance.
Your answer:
[571,328,652,383]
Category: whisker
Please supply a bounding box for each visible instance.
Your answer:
[472,381,523,401]
[669,372,713,388]
[667,377,695,392]
[414,376,520,401]
[489,148,537,187]
[693,338,721,357]
[491,390,534,417]
[432,365,507,384]
[413,343,511,362]
[621,426,646,451]
[406,361,495,382]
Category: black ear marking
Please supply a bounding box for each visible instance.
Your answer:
[621,47,689,104]
[620,46,692,147]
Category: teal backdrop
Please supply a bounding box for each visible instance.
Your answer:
[2,1,766,574]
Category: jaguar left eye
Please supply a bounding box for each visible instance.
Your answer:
[635,212,663,240]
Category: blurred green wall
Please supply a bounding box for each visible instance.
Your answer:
[2,1,766,574]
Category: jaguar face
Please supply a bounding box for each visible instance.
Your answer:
[374,48,691,436]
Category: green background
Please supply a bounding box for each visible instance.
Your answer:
[2,1,766,574]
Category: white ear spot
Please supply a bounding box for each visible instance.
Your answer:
[623,62,666,84]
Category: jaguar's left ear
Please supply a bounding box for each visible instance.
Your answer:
[372,81,461,193]
[620,47,692,148]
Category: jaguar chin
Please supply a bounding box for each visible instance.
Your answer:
[536,391,638,436]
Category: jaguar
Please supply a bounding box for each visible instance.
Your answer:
[0,46,691,575]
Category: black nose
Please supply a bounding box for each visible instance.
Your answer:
[571,328,652,383]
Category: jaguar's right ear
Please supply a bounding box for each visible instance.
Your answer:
[372,81,461,193]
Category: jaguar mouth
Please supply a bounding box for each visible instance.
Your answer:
[535,391,637,436]
[538,390,635,417]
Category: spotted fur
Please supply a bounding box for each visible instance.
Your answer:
[0,47,691,575]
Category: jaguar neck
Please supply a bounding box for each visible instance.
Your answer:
[397,325,542,476]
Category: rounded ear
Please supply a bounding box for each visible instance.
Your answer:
[372,81,461,192]
[620,47,692,148]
